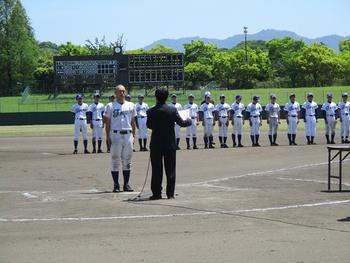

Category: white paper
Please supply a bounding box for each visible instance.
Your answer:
[178,109,190,120]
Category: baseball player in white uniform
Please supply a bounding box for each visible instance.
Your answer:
[265,94,281,146]
[302,93,319,145]
[321,93,338,144]
[339,92,350,144]
[71,94,90,154]
[88,92,105,153]
[231,95,245,147]
[105,85,136,193]
[105,95,115,153]
[200,93,216,148]
[215,94,230,148]
[246,96,263,147]
[135,95,149,151]
[183,94,199,149]
[284,93,300,145]
[169,94,182,150]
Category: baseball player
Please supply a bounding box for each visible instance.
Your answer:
[302,93,318,145]
[169,94,182,150]
[183,94,199,149]
[231,94,245,147]
[125,94,131,102]
[104,85,136,193]
[339,92,350,143]
[284,93,301,145]
[88,92,105,153]
[71,94,90,154]
[105,95,115,153]
[265,94,281,146]
[199,93,216,148]
[215,94,230,148]
[135,95,149,151]
[321,93,338,144]
[246,96,263,147]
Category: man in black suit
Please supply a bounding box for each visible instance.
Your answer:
[146,88,192,200]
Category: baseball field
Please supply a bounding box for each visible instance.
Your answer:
[1,122,350,263]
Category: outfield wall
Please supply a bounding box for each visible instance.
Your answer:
[0,106,325,126]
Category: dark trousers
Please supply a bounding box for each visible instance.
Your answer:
[150,149,176,197]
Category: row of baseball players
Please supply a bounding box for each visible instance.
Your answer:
[71,90,350,152]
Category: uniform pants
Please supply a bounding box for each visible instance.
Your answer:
[325,116,336,136]
[92,120,103,140]
[74,119,88,141]
[150,149,176,197]
[250,117,261,136]
[186,118,197,138]
[305,116,317,137]
[233,117,243,135]
[204,118,214,137]
[218,117,228,137]
[341,114,350,138]
[268,117,278,135]
[110,132,133,171]
[137,117,148,139]
[174,124,181,139]
[287,116,298,134]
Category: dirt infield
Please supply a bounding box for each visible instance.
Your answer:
[1,132,350,263]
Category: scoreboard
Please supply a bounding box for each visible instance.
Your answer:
[54,52,184,90]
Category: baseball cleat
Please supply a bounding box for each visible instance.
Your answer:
[84,150,90,154]
[123,185,134,192]
[73,149,78,154]
[92,149,96,153]
[113,184,120,193]
[97,149,103,153]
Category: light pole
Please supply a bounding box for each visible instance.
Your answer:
[244,26,248,63]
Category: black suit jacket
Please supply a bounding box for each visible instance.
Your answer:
[147,103,192,151]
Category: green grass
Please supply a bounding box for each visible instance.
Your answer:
[0,86,349,113]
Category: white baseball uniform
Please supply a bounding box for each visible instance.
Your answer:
[183,102,199,138]
[200,102,215,137]
[246,102,262,135]
[135,102,149,139]
[231,102,245,135]
[338,100,350,139]
[104,101,136,172]
[302,101,318,137]
[88,102,105,140]
[284,101,300,134]
[71,103,89,141]
[169,102,182,139]
[265,102,280,135]
[215,102,231,137]
[321,101,338,136]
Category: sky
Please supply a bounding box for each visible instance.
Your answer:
[21,0,350,50]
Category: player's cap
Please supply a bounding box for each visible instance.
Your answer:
[307,92,314,97]
[220,94,225,98]
[76,94,83,100]
[204,91,211,98]
[188,94,194,98]
[138,94,144,99]
[253,95,260,101]
[236,94,242,100]
[270,94,277,99]
[342,92,348,97]
[171,94,177,98]
[93,92,100,97]
[109,95,115,99]
[125,94,131,99]
[289,93,296,98]
[326,92,333,97]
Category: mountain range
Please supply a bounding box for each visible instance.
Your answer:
[144,29,349,52]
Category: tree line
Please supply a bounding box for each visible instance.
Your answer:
[1,0,350,96]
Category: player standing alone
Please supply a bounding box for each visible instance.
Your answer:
[88,92,105,153]
[71,94,90,154]
[104,85,136,193]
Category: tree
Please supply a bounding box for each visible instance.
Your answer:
[339,51,350,83]
[58,42,90,56]
[300,43,342,86]
[0,0,39,96]
[38,41,59,54]
[34,51,54,93]
[212,51,235,87]
[233,40,268,52]
[339,39,350,52]
[183,40,217,65]
[184,62,213,87]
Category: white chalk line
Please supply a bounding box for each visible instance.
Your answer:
[1,199,350,223]
[277,177,350,187]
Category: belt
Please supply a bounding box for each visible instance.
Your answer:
[343,113,349,116]
[191,117,196,119]
[308,115,315,117]
[235,116,242,118]
[138,116,146,118]
[251,116,259,118]
[327,115,334,117]
[289,115,297,117]
[77,118,86,120]
[94,119,102,121]
[113,130,132,134]
[219,116,227,118]
[206,118,213,120]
